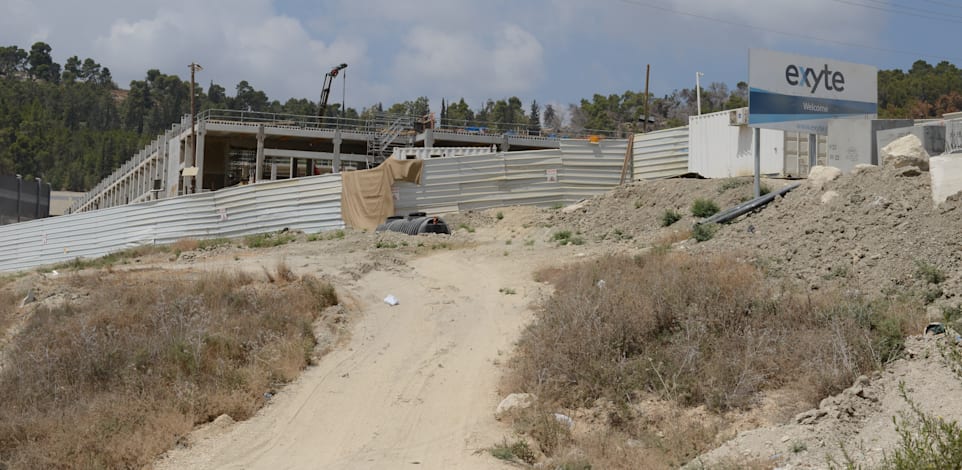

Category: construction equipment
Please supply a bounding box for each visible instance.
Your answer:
[318,63,347,118]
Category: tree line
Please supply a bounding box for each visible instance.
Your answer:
[1,42,960,191]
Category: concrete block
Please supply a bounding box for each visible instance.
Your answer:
[930,155,962,205]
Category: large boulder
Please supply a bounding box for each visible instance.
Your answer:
[808,166,842,189]
[882,134,929,171]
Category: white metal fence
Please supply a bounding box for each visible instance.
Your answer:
[3,139,630,273]
[0,175,343,272]
[632,127,690,180]
[395,140,628,214]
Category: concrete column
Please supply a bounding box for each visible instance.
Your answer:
[196,120,206,191]
[425,128,434,148]
[183,135,193,195]
[501,135,510,152]
[290,158,296,178]
[333,128,342,173]
[255,125,266,182]
[308,158,316,176]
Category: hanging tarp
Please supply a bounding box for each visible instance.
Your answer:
[340,159,423,230]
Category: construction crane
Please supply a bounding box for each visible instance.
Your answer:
[318,63,348,118]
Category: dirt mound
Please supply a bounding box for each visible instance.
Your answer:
[688,334,962,469]
[691,166,962,304]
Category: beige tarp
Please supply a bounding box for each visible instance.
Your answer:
[340,159,423,230]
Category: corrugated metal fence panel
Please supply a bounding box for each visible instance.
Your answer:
[396,142,627,214]
[559,140,626,202]
[462,150,565,211]
[0,175,344,272]
[632,127,690,179]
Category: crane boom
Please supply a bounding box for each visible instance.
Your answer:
[318,63,348,118]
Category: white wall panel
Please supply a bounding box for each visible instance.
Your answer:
[0,174,343,272]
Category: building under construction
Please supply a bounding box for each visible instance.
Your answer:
[68,110,589,214]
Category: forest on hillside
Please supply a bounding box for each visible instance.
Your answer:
[1,42,960,191]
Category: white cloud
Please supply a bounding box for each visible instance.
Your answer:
[391,23,544,102]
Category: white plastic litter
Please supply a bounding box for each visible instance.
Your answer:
[383,295,399,306]
[596,279,606,289]
[554,413,574,429]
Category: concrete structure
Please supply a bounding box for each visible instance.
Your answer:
[827,119,913,172]
[69,110,581,214]
[877,124,946,157]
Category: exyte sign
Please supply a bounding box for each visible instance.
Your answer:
[784,64,845,93]
[749,49,877,135]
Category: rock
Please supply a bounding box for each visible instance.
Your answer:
[882,134,929,171]
[795,408,827,425]
[495,393,534,417]
[852,164,879,176]
[820,190,840,204]
[212,414,235,427]
[809,166,842,189]
[19,289,35,308]
[896,166,922,177]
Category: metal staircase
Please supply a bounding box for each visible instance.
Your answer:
[367,114,414,167]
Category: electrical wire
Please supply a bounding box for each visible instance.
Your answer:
[913,0,962,11]
[612,0,962,63]
[829,0,962,23]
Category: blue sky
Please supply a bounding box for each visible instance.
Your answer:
[1,0,959,120]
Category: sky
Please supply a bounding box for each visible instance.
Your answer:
[1,0,959,118]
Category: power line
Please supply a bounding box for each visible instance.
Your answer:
[830,0,962,23]
[863,0,962,17]
[914,0,962,11]
[612,0,962,63]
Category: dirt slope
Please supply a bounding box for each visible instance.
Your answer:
[688,334,962,469]
[155,213,562,469]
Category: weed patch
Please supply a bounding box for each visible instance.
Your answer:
[692,223,718,242]
[244,231,296,248]
[690,198,720,218]
[510,253,923,412]
[661,209,682,227]
[0,271,338,468]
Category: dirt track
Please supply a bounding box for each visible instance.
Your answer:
[155,219,558,469]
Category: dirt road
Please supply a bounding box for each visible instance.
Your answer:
[156,229,548,469]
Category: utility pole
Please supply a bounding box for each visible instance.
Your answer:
[696,72,704,115]
[643,64,651,133]
[15,174,21,223]
[188,62,203,194]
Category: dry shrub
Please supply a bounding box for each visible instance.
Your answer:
[510,252,923,412]
[0,270,338,469]
[172,238,201,253]
[0,287,18,334]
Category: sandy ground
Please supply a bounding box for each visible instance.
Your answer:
[154,212,563,470]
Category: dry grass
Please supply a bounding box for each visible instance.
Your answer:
[0,270,338,469]
[506,251,924,467]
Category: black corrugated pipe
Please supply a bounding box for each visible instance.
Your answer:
[376,212,451,235]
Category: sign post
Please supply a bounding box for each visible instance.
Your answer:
[749,49,877,196]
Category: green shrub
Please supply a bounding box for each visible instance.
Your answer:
[692,223,718,242]
[490,439,537,464]
[244,231,295,248]
[916,261,946,285]
[880,383,962,469]
[661,209,682,227]
[691,198,720,218]
[496,211,504,220]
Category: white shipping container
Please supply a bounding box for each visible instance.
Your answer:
[688,108,784,178]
